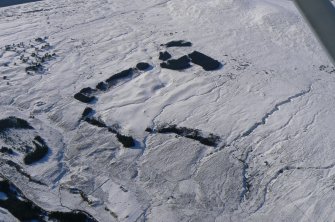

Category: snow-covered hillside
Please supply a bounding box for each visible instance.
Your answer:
[0,0,335,221]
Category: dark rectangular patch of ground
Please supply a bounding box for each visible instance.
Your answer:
[148,125,221,146]
[160,55,191,70]
[188,51,221,71]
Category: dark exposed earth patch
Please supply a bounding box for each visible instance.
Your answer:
[116,134,135,148]
[136,62,151,71]
[147,125,221,146]
[163,40,192,48]
[81,108,136,148]
[159,51,172,61]
[0,117,34,132]
[96,81,108,91]
[0,147,14,155]
[81,108,106,128]
[81,107,95,119]
[80,87,97,95]
[0,0,42,8]
[160,55,191,70]
[74,92,96,104]
[106,68,134,87]
[2,38,57,75]
[23,136,49,165]
[74,88,97,103]
[85,117,107,128]
[0,178,97,222]
[74,63,152,104]
[25,63,43,73]
[188,51,221,71]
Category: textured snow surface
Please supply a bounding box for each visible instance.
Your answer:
[0,0,335,221]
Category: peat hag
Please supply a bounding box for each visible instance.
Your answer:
[96,81,108,91]
[148,125,221,147]
[0,147,14,155]
[79,87,96,95]
[82,107,94,119]
[0,179,97,222]
[160,55,191,70]
[81,108,136,148]
[74,87,97,103]
[82,107,106,127]
[74,93,96,104]
[116,133,135,148]
[188,51,221,71]
[106,68,134,87]
[159,51,172,61]
[24,136,49,165]
[25,63,43,73]
[75,66,142,104]
[85,117,107,128]
[136,62,151,71]
[0,117,34,132]
[163,40,192,48]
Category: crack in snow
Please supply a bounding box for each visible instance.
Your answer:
[241,87,311,138]
[254,162,335,213]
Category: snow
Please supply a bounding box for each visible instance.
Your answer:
[0,192,7,201]
[0,208,19,222]
[0,0,335,221]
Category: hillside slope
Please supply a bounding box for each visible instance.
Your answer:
[0,0,335,221]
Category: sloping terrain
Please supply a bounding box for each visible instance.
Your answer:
[0,0,335,221]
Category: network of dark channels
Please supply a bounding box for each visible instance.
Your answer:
[1,0,335,222]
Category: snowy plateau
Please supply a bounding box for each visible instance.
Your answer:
[0,0,335,221]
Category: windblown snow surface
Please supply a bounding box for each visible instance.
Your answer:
[1,0,335,221]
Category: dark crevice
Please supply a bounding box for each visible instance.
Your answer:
[237,149,252,203]
[254,166,292,212]
[254,162,335,212]
[241,89,311,138]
